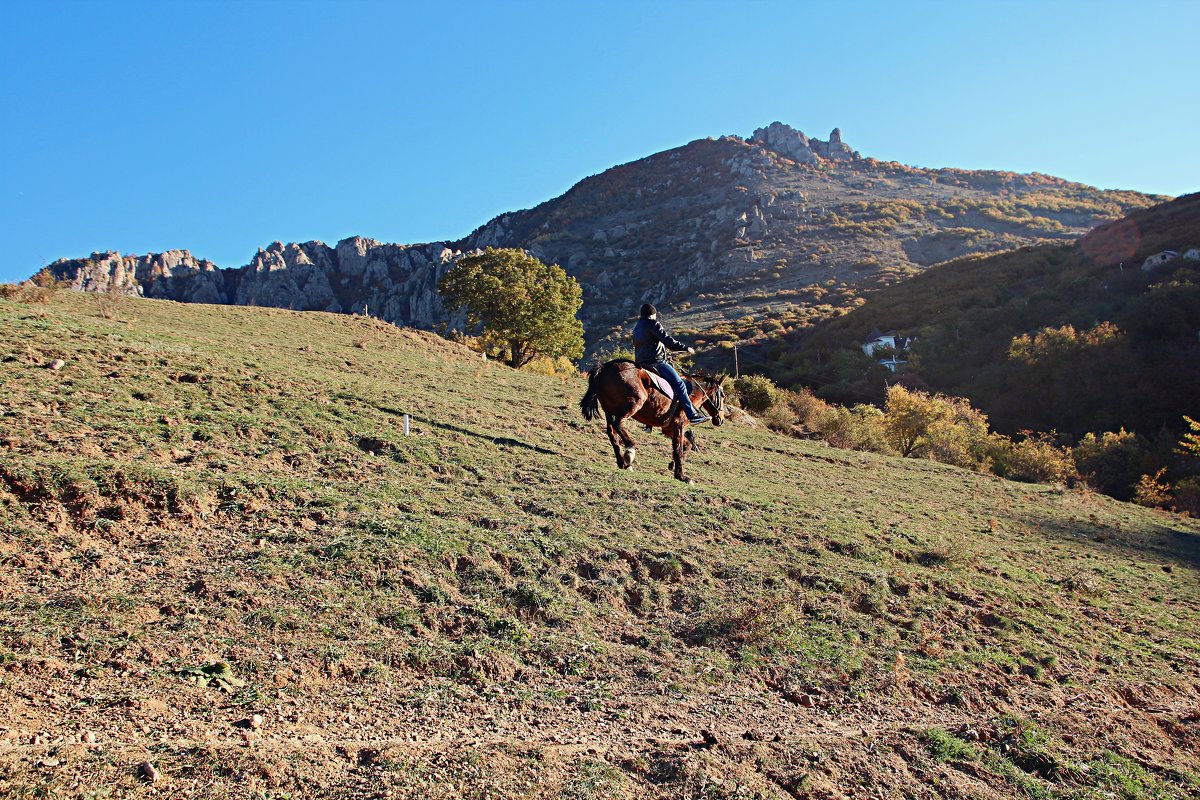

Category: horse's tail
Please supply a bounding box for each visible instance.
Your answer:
[580,364,603,421]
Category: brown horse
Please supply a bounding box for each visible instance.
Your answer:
[579,360,725,483]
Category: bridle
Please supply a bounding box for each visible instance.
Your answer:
[685,371,724,417]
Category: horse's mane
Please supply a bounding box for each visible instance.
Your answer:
[683,369,725,386]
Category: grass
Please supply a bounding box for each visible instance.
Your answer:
[1,292,1198,798]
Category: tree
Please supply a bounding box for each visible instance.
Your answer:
[1179,416,1200,459]
[438,248,584,368]
[883,384,948,457]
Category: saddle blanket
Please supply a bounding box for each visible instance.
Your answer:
[643,369,691,401]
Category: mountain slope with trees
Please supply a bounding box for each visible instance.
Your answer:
[762,193,1200,442]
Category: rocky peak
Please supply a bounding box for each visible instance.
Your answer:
[749,122,859,163]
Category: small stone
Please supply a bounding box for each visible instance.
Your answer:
[46,359,65,371]
[250,714,263,729]
[139,761,160,783]
[81,730,97,743]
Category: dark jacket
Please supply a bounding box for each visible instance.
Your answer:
[633,316,688,365]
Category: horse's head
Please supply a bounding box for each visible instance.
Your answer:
[698,372,726,426]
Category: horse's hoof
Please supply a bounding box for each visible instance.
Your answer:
[626,447,637,464]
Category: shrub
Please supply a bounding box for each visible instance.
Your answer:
[1072,430,1153,501]
[923,728,977,762]
[759,401,798,434]
[786,387,831,428]
[923,396,993,470]
[990,434,1076,484]
[732,374,778,414]
[1173,477,1200,516]
[813,404,892,453]
[522,355,577,376]
[1133,468,1172,509]
[598,346,636,363]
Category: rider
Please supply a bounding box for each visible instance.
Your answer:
[632,303,709,424]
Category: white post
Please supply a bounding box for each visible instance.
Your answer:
[403,414,410,436]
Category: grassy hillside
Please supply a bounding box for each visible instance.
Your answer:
[760,193,1200,439]
[1,291,1199,799]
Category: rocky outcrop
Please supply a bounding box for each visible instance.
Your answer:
[749,122,860,163]
[41,250,227,304]
[38,238,468,331]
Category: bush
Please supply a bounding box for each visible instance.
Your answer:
[521,355,577,376]
[883,385,991,468]
[923,396,993,470]
[759,401,799,434]
[732,375,778,414]
[812,404,893,453]
[599,346,636,363]
[1072,430,1153,501]
[1173,477,1200,516]
[786,387,831,428]
[1133,468,1172,509]
[990,434,1076,484]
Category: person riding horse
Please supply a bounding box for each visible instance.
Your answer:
[632,303,709,425]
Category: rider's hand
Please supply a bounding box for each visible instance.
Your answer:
[687,347,695,354]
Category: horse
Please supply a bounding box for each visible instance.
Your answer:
[579,360,725,483]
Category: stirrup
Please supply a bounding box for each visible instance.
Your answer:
[686,410,710,424]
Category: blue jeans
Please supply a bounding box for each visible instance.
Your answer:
[646,361,700,415]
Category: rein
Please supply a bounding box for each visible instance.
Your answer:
[684,373,723,416]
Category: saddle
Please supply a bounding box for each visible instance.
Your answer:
[638,363,695,425]
[643,369,676,400]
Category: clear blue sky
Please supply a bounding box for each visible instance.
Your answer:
[2,0,1198,282]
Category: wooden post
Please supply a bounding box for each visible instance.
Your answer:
[403,414,410,436]
[733,345,739,378]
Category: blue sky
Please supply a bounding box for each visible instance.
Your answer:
[2,0,1198,282]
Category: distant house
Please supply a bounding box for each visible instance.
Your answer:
[862,328,912,372]
[1141,250,1180,271]
[1184,247,1200,261]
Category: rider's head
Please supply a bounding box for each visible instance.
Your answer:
[640,303,657,319]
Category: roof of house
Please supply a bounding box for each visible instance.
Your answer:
[864,327,900,343]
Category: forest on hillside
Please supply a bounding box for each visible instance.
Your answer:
[761,194,1200,439]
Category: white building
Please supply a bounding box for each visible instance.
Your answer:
[1141,250,1180,271]
[862,328,912,372]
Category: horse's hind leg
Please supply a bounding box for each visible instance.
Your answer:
[613,412,639,468]
[670,426,691,484]
[604,414,627,470]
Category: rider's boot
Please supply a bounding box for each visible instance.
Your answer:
[681,397,709,425]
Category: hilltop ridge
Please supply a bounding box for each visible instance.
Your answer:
[30,122,1164,353]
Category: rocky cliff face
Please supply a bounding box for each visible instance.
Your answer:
[43,250,228,304]
[40,238,466,331]
[34,121,1164,352]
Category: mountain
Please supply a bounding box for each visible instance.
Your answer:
[30,123,1164,352]
[3,290,1198,797]
[760,193,1200,439]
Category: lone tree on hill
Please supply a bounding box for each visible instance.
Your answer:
[438,247,584,368]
